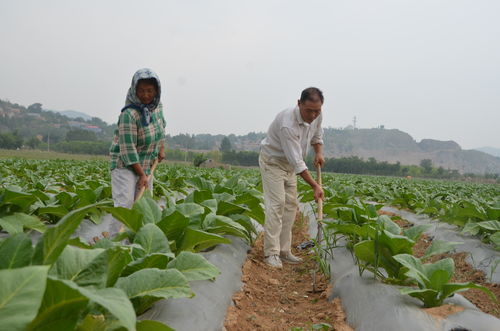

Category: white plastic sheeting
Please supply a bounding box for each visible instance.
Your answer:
[301,203,500,331]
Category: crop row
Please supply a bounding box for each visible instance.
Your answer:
[0,159,264,331]
[299,173,500,249]
[298,173,499,308]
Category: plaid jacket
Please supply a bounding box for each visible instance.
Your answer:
[109,103,166,175]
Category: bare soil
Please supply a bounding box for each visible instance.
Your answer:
[224,213,353,331]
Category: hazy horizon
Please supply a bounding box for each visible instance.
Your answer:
[1,0,499,150]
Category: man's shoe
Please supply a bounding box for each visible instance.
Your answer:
[264,255,283,268]
[280,252,303,264]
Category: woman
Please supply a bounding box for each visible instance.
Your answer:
[109,68,166,216]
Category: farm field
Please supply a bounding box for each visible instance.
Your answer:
[0,158,499,330]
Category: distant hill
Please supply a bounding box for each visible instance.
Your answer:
[166,128,500,174]
[57,110,92,120]
[318,128,500,174]
[1,99,499,174]
[212,128,499,175]
[474,146,500,158]
[0,100,115,144]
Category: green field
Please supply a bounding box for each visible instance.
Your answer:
[0,158,498,329]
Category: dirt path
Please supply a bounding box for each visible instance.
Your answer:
[224,214,352,331]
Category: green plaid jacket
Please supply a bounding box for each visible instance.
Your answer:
[109,103,166,175]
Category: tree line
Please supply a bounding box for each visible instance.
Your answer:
[1,130,496,181]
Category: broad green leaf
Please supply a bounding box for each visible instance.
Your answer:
[185,190,213,204]
[176,203,206,218]
[229,214,258,236]
[403,224,432,241]
[121,253,174,277]
[244,206,265,225]
[326,223,375,239]
[377,215,401,235]
[353,240,377,265]
[134,223,171,254]
[393,254,429,288]
[178,228,231,252]
[187,177,214,191]
[461,221,480,235]
[449,201,488,221]
[27,278,89,331]
[222,175,240,189]
[137,320,174,331]
[167,251,220,281]
[71,283,136,331]
[101,206,143,232]
[422,240,461,259]
[2,189,38,211]
[37,206,70,218]
[486,207,500,221]
[489,232,500,248]
[203,213,250,241]
[213,192,236,202]
[217,200,248,216]
[55,191,77,209]
[33,202,109,265]
[133,194,162,224]
[74,247,132,288]
[0,233,33,269]
[0,213,46,235]
[422,258,454,284]
[156,210,189,242]
[477,220,500,231]
[115,268,193,314]
[234,192,265,224]
[441,282,497,304]
[379,230,414,255]
[201,199,218,213]
[74,188,98,207]
[0,266,49,331]
[50,245,104,281]
[427,269,450,291]
[91,238,115,249]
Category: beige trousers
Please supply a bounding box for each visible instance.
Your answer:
[109,168,153,237]
[111,167,153,209]
[259,152,298,257]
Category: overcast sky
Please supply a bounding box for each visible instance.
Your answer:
[1,0,499,149]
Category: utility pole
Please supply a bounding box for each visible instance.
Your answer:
[353,116,357,129]
[47,132,50,152]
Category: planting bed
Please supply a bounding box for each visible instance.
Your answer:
[303,205,500,331]
[381,206,500,283]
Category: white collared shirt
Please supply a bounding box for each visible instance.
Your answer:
[260,106,323,174]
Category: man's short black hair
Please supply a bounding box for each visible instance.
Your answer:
[300,87,324,104]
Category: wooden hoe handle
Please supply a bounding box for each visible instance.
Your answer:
[317,166,323,221]
[135,158,159,202]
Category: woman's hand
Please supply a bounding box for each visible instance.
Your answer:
[158,144,165,162]
[158,149,165,162]
[137,174,149,189]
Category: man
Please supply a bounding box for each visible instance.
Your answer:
[259,87,325,268]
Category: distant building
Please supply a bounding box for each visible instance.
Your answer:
[68,121,86,128]
[85,125,102,133]
[26,113,43,119]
